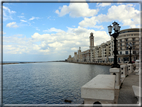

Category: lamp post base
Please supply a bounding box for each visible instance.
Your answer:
[111,64,120,68]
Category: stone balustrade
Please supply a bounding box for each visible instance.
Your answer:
[81,62,139,105]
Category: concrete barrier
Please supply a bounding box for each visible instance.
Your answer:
[81,74,116,105]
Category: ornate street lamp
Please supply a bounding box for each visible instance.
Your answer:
[127,43,133,63]
[108,21,121,68]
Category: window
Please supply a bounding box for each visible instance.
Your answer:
[125,38,128,41]
[120,51,122,55]
[133,51,136,54]
[133,38,135,41]
[133,42,135,45]
[125,51,128,54]
[120,39,122,42]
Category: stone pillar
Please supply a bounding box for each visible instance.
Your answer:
[120,64,127,78]
[134,61,139,75]
[120,64,127,83]
[127,64,134,75]
[110,68,121,89]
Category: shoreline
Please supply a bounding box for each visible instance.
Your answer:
[1,61,67,65]
[1,61,124,66]
[0,61,123,66]
[66,61,113,66]
[1,62,44,65]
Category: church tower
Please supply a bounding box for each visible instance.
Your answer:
[90,32,94,49]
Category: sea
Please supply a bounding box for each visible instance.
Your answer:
[2,62,111,104]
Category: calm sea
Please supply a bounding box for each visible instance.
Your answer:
[3,62,111,104]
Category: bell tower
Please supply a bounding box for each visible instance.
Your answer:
[90,32,94,49]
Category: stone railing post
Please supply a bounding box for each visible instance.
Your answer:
[120,64,127,78]
[109,68,121,89]
[120,64,127,83]
[134,61,139,75]
[127,64,134,75]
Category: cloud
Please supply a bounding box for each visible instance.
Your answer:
[48,42,63,50]
[3,35,50,55]
[3,6,16,14]
[29,16,39,20]
[3,6,16,21]
[43,27,64,32]
[79,4,140,28]
[71,47,78,51]
[79,17,98,27]
[4,26,110,56]
[97,3,111,7]
[6,22,18,28]
[36,27,40,31]
[55,3,99,17]
[18,16,25,18]
[20,20,27,22]
[32,26,110,53]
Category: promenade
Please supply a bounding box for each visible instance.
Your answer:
[118,72,140,104]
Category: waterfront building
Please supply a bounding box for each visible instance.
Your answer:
[82,49,91,62]
[67,28,140,63]
[117,28,139,62]
[77,47,83,62]
[67,55,73,62]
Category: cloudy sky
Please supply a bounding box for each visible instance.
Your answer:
[2,0,141,61]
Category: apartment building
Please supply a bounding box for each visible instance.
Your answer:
[117,28,140,62]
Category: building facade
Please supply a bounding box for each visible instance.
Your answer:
[117,28,140,62]
[67,28,140,63]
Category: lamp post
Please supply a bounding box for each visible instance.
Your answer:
[108,21,121,68]
[127,43,132,63]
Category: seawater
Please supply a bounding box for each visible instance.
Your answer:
[3,62,111,104]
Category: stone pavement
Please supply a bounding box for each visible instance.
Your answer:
[118,72,140,104]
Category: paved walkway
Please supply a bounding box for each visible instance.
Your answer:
[118,73,140,104]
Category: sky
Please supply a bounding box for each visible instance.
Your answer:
[1,0,141,61]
